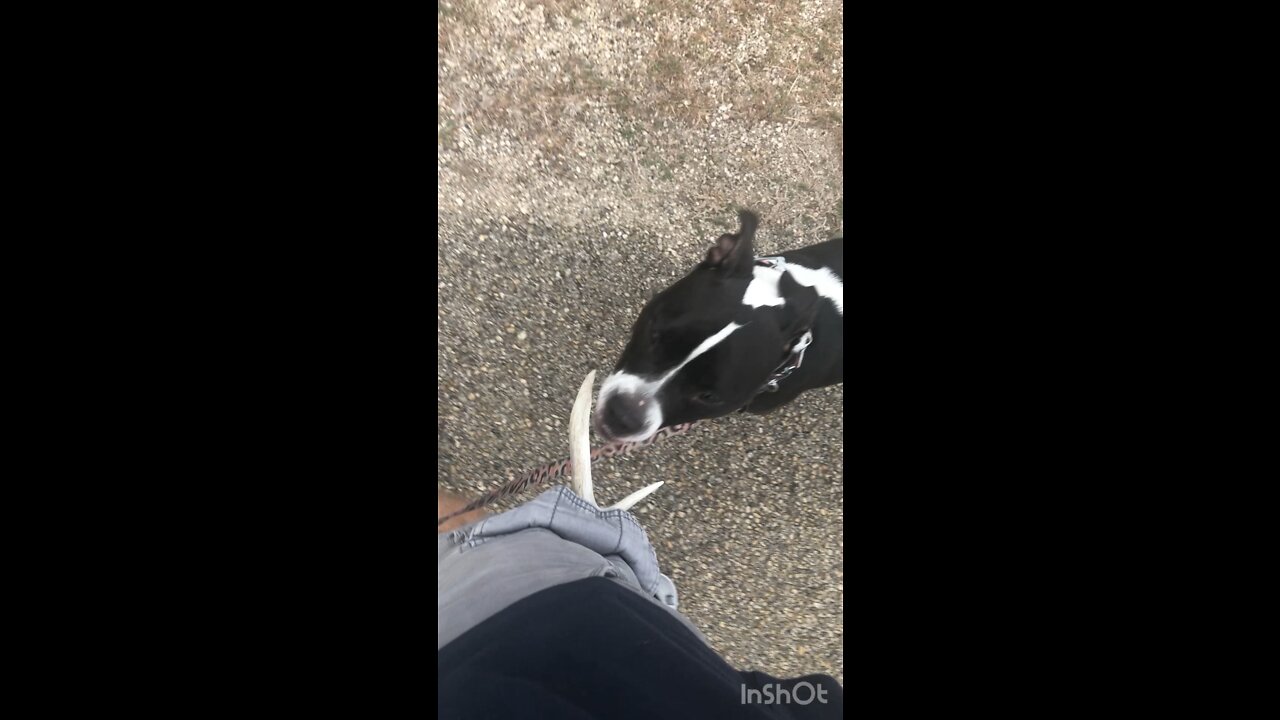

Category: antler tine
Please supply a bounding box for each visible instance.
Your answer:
[568,370,597,506]
[607,481,664,511]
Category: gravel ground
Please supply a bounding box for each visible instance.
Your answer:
[438,0,844,683]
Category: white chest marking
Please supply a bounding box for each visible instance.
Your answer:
[742,265,786,308]
[742,261,844,316]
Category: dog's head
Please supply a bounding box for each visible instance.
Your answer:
[594,210,820,443]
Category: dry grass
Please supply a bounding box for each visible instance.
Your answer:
[437,0,843,247]
[440,1,841,135]
[632,0,842,127]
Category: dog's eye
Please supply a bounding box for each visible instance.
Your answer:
[695,391,721,404]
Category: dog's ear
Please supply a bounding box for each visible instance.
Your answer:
[778,270,820,337]
[704,209,759,275]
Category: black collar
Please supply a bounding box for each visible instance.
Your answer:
[756,330,813,395]
[750,256,814,396]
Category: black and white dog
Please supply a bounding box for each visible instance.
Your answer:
[594,209,844,443]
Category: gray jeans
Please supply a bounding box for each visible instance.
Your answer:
[438,486,707,650]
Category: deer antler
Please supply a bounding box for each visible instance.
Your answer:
[569,371,598,505]
[569,370,663,511]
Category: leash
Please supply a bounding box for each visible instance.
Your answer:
[440,255,814,527]
[437,420,704,527]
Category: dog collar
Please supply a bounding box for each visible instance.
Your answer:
[751,257,812,394]
[759,329,813,394]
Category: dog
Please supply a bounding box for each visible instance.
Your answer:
[594,209,843,443]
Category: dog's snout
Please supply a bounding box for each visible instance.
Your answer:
[598,393,649,439]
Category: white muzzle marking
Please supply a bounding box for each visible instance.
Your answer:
[596,321,743,442]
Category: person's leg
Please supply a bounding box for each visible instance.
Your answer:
[438,526,620,649]
[438,486,707,650]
